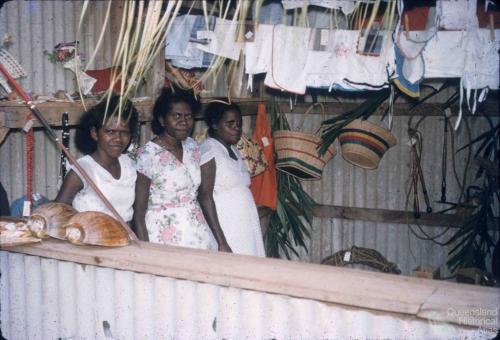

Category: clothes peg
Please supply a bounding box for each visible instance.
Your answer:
[404,14,410,39]
[489,14,495,42]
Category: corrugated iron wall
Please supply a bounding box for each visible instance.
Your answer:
[0,0,112,94]
[1,251,491,340]
[1,0,498,278]
[1,116,495,277]
[283,114,497,277]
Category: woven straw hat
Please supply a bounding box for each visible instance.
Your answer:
[339,119,396,170]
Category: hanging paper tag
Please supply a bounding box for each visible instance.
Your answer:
[23,119,34,133]
[197,30,214,41]
[22,200,31,217]
[343,251,351,262]
[245,30,254,41]
[261,137,270,147]
[320,29,329,46]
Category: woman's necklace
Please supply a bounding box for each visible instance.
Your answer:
[157,135,180,151]
[157,135,183,161]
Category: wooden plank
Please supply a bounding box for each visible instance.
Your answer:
[418,286,500,329]
[313,204,498,230]
[278,99,500,117]
[0,99,154,128]
[3,238,498,328]
[0,98,266,129]
[1,96,496,129]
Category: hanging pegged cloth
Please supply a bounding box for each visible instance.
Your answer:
[250,103,277,210]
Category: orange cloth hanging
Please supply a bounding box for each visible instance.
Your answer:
[251,103,277,210]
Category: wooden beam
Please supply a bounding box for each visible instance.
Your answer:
[0,98,266,129]
[313,204,498,230]
[1,96,496,129]
[3,239,499,329]
[279,99,499,117]
[0,99,154,128]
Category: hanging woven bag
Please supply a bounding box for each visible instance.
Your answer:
[273,103,336,180]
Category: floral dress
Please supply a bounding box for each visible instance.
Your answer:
[135,137,217,250]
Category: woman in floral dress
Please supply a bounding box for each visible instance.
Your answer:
[133,89,227,251]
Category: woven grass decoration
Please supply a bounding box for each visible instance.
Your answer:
[321,245,401,274]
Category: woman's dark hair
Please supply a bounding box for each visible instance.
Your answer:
[204,99,241,137]
[151,87,198,135]
[75,96,139,154]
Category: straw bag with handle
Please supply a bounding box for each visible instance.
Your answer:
[274,103,336,180]
[236,135,268,177]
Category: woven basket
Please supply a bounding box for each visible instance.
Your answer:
[274,103,337,180]
[339,119,396,170]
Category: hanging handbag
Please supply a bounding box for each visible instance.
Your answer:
[236,135,268,177]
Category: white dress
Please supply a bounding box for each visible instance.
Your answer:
[70,154,137,222]
[135,138,217,250]
[200,138,265,257]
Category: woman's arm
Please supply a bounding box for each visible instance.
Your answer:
[54,170,83,205]
[133,172,151,241]
[199,159,232,252]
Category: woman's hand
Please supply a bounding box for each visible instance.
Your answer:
[199,159,232,253]
[133,172,151,241]
[218,240,232,253]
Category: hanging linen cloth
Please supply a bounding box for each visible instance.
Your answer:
[422,31,466,78]
[455,26,500,129]
[165,15,215,69]
[264,24,313,95]
[462,28,499,93]
[454,6,499,129]
[437,0,477,30]
[244,24,273,91]
[305,29,395,91]
[245,24,273,75]
[392,0,434,95]
[195,18,244,61]
[281,0,355,15]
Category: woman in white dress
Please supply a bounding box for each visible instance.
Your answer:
[133,89,228,251]
[55,96,138,223]
[199,100,266,257]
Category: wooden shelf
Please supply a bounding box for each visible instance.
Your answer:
[0,97,267,129]
[1,96,497,129]
[313,204,498,230]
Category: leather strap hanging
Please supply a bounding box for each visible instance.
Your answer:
[441,115,449,203]
[409,128,432,218]
[60,112,70,179]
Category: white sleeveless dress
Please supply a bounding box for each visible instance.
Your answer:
[70,154,137,222]
[200,138,265,257]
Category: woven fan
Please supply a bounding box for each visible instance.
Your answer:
[0,48,26,96]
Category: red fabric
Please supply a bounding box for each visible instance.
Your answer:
[403,7,430,30]
[85,68,123,94]
[250,103,277,210]
[25,114,33,204]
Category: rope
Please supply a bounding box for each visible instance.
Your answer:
[321,246,401,274]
